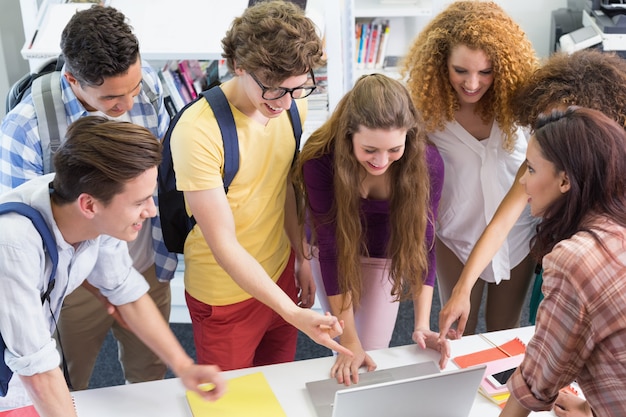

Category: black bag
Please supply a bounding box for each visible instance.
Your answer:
[5,56,64,114]
[157,86,302,253]
[0,202,58,397]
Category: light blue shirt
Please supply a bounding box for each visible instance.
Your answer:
[0,175,149,376]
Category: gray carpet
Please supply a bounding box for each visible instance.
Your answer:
[86,280,533,389]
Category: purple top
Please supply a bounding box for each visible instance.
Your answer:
[303,144,444,295]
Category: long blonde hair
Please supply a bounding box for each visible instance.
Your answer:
[293,74,431,307]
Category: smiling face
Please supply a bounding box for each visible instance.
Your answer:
[519,136,570,217]
[352,126,407,176]
[66,58,143,118]
[91,167,158,241]
[447,44,494,107]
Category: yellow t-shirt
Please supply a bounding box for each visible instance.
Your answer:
[170,89,307,306]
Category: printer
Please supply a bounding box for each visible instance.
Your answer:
[559,0,626,55]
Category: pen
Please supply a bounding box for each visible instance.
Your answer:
[28,30,39,49]
[478,333,513,357]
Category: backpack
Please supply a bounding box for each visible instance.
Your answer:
[5,56,160,174]
[0,202,59,397]
[158,86,302,254]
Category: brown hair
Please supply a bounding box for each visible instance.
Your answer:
[61,6,140,86]
[221,0,325,85]
[294,74,431,306]
[514,49,626,130]
[52,116,162,206]
[530,107,626,260]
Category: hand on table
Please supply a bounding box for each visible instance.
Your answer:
[330,342,377,386]
[179,364,226,402]
[413,327,450,369]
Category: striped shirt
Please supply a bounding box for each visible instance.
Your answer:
[508,217,626,416]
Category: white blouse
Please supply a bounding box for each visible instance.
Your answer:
[430,121,539,284]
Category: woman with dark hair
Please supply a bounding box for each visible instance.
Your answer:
[501,107,626,417]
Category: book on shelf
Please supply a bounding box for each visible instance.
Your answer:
[376,22,391,69]
[366,20,382,69]
[177,60,199,100]
[158,69,186,113]
[170,68,193,104]
[355,19,391,70]
[355,19,370,70]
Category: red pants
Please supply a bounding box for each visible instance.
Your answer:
[185,252,298,371]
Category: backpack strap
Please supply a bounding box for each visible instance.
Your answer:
[0,202,58,303]
[201,87,239,193]
[31,72,67,175]
[287,100,302,162]
[200,88,302,191]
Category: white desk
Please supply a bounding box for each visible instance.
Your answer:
[70,326,557,416]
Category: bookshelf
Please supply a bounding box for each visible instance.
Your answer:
[346,0,434,85]
[18,0,344,114]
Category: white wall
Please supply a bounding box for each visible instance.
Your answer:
[0,0,30,119]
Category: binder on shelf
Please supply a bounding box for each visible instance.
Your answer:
[366,20,382,69]
[355,19,371,69]
[159,69,186,113]
[375,21,391,69]
[177,60,199,100]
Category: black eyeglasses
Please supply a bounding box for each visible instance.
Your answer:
[249,70,317,100]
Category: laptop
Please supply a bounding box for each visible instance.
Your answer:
[306,362,486,417]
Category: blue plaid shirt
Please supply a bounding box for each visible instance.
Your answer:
[0,62,178,281]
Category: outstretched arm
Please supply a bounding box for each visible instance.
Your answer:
[439,163,529,339]
[117,294,225,401]
[185,187,351,356]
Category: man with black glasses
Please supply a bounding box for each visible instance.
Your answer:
[168,0,350,371]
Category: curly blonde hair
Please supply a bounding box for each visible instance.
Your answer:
[293,74,431,307]
[402,1,538,151]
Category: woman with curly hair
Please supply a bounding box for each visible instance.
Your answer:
[403,1,540,335]
[293,74,449,386]
[439,49,626,341]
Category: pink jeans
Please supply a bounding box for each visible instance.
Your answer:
[311,255,399,350]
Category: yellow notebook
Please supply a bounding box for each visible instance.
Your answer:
[186,372,287,417]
